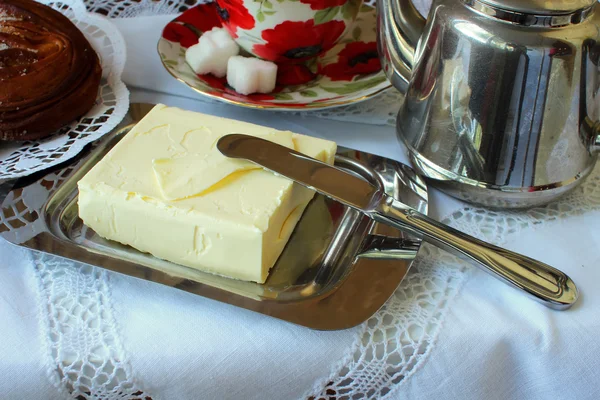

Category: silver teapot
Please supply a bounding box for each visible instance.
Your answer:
[377,0,600,208]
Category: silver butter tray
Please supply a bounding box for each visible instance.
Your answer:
[0,104,428,330]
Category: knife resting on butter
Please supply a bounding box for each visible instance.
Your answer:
[77,104,337,283]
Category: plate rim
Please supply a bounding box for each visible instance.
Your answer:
[156,4,392,112]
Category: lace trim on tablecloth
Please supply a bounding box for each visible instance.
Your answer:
[0,163,150,399]
[307,165,600,400]
[0,0,129,180]
[32,253,149,399]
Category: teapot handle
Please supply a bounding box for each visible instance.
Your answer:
[376,0,426,92]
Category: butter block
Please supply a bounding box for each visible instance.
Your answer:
[151,129,295,201]
[77,105,337,283]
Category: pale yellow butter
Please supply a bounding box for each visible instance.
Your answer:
[77,105,337,283]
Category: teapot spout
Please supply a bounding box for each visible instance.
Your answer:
[376,0,426,93]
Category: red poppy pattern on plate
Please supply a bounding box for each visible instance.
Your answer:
[158,2,389,110]
[252,20,346,63]
[214,0,256,38]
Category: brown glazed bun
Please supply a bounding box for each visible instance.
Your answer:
[0,0,102,141]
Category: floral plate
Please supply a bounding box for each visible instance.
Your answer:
[158,2,390,110]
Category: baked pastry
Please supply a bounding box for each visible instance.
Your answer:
[0,0,102,141]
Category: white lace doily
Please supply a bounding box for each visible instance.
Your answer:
[0,0,129,180]
[0,160,150,398]
[33,253,147,399]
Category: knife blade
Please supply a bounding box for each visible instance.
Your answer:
[217,133,380,212]
[217,133,578,310]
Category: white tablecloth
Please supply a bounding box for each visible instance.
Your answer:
[1,11,600,400]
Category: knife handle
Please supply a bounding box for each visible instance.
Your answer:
[371,196,578,310]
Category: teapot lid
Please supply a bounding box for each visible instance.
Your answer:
[479,0,596,14]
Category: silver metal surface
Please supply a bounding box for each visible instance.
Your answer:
[377,0,600,208]
[466,0,596,27]
[0,103,429,331]
[376,0,424,92]
[476,0,597,14]
[219,134,579,309]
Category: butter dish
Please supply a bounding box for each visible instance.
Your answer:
[0,104,428,330]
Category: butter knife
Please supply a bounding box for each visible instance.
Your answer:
[217,134,578,310]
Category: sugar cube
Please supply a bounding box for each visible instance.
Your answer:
[227,56,277,95]
[185,27,239,78]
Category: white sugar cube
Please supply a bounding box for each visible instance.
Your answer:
[185,27,239,78]
[227,56,277,95]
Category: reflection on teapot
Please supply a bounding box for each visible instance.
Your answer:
[377,0,600,208]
